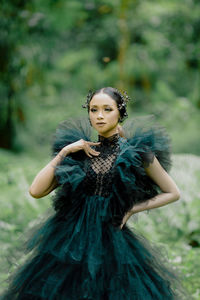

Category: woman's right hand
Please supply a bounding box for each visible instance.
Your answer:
[62,139,101,158]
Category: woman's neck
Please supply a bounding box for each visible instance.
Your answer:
[97,132,120,145]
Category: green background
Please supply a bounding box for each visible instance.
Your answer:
[0,0,200,298]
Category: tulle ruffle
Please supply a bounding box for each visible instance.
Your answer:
[123,115,172,171]
[51,116,92,159]
[0,193,189,299]
[50,117,92,218]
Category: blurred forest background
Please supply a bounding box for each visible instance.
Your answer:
[0,0,200,298]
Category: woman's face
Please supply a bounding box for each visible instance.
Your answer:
[89,92,120,137]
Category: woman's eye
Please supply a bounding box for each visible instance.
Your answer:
[90,108,112,112]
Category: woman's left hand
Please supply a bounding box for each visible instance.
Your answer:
[119,211,132,230]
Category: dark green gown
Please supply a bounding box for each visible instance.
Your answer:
[1,116,190,300]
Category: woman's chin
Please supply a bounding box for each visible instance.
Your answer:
[94,126,107,133]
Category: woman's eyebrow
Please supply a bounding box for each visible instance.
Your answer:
[90,104,113,107]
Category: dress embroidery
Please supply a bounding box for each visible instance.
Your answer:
[83,133,121,197]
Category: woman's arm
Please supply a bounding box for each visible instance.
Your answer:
[29,138,101,199]
[119,156,180,229]
[29,147,71,199]
[131,156,180,213]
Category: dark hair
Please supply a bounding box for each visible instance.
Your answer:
[82,86,130,123]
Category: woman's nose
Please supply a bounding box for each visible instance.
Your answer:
[97,111,104,118]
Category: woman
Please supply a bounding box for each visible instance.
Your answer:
[1,87,190,299]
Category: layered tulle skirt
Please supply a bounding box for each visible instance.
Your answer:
[1,193,189,300]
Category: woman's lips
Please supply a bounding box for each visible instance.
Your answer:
[96,123,106,125]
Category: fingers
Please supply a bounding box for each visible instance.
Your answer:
[87,141,101,146]
[86,152,93,158]
[90,148,100,156]
[84,141,101,158]
[86,148,100,158]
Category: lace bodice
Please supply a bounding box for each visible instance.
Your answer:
[83,132,121,197]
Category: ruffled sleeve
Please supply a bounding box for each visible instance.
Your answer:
[50,117,91,217]
[51,116,92,159]
[123,115,172,171]
[110,116,172,226]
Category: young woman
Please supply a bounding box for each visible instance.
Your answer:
[1,87,190,299]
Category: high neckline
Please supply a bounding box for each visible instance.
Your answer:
[98,132,120,146]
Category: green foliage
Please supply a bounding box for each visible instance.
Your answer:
[1,0,200,153]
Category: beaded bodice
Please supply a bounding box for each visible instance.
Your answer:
[83,132,121,197]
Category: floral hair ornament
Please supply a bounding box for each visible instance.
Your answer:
[82,89,95,110]
[115,88,131,110]
[114,88,132,122]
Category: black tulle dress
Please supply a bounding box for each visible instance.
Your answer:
[1,116,190,300]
